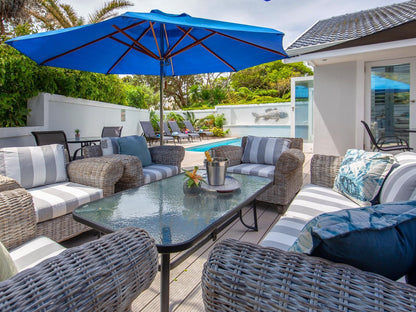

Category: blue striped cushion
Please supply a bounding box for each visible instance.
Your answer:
[227,163,275,179]
[143,165,179,185]
[0,145,68,189]
[29,182,103,223]
[100,137,120,155]
[241,136,290,165]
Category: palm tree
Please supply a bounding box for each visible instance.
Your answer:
[0,0,35,34]
[32,0,133,30]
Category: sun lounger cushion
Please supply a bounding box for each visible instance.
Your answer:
[380,162,416,203]
[333,149,395,206]
[0,145,68,189]
[261,184,359,251]
[29,182,103,223]
[101,137,120,155]
[118,136,153,167]
[143,164,179,185]
[0,241,17,281]
[290,200,416,282]
[241,136,290,165]
[227,163,275,179]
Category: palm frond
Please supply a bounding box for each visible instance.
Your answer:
[41,0,72,28]
[30,10,57,31]
[87,0,133,24]
[60,4,78,27]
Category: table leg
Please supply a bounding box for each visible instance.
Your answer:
[239,200,258,231]
[161,253,170,312]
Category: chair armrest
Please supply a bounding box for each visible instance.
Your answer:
[82,145,103,158]
[67,157,124,197]
[209,146,243,167]
[0,175,22,192]
[149,145,185,169]
[310,154,343,188]
[0,188,36,250]
[0,227,158,312]
[202,239,416,312]
[275,148,305,174]
[103,154,144,190]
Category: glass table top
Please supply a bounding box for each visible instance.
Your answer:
[73,172,271,250]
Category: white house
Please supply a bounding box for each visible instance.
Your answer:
[285,0,416,155]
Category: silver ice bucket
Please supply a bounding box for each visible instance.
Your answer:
[204,157,229,186]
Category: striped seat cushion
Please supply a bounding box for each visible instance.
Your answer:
[261,184,360,251]
[0,144,68,189]
[143,165,179,185]
[227,163,275,179]
[241,136,290,165]
[10,236,65,272]
[29,182,103,223]
[380,162,416,203]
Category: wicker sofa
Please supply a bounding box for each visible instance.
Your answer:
[209,136,304,209]
[0,145,124,244]
[83,135,185,191]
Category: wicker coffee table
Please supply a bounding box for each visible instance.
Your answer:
[73,172,271,312]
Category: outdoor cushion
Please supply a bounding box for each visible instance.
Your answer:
[227,163,275,179]
[0,241,17,281]
[261,184,358,250]
[0,144,68,189]
[118,135,153,167]
[290,201,416,281]
[333,149,395,206]
[143,164,179,185]
[379,162,416,203]
[394,151,416,165]
[101,137,120,155]
[10,236,65,272]
[241,136,290,165]
[29,182,103,223]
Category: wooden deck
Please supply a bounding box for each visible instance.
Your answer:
[131,153,313,311]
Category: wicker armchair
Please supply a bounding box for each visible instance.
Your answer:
[202,239,416,312]
[0,227,158,312]
[210,136,304,208]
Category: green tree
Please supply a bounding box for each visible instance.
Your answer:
[0,0,36,35]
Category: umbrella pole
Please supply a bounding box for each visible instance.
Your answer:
[159,68,164,146]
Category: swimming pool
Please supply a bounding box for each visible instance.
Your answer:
[186,138,242,152]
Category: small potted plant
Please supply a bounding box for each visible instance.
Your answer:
[75,129,80,140]
[183,166,205,195]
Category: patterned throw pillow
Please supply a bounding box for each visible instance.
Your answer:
[101,137,120,155]
[289,201,416,281]
[241,136,290,165]
[0,144,68,189]
[333,149,395,206]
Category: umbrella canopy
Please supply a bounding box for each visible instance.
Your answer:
[371,74,409,92]
[7,9,287,143]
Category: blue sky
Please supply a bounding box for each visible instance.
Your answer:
[71,0,405,48]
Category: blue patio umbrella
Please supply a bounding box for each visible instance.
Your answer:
[371,74,410,92]
[6,10,287,144]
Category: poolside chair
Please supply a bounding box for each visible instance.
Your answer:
[184,120,213,139]
[161,121,189,143]
[101,126,123,137]
[32,130,73,161]
[140,121,175,145]
[168,120,200,142]
[361,120,412,152]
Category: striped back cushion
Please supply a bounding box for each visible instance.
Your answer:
[0,144,68,189]
[395,152,416,165]
[101,137,120,155]
[241,136,290,165]
[380,162,416,203]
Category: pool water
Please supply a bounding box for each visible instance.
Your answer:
[186,138,242,152]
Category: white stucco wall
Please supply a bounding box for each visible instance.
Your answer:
[313,62,358,155]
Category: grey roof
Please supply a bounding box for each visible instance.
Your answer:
[287,0,416,55]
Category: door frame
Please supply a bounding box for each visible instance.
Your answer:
[290,76,314,140]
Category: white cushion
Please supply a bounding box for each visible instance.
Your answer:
[0,144,68,189]
[380,162,416,203]
[241,136,290,165]
[395,152,416,165]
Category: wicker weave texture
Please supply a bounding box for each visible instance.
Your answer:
[0,188,36,250]
[0,176,21,192]
[202,239,416,312]
[310,154,343,188]
[0,228,158,312]
[149,145,185,169]
[103,154,144,192]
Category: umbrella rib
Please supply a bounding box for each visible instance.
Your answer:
[149,22,161,59]
[113,25,159,60]
[212,30,287,57]
[163,24,175,76]
[176,27,236,71]
[109,37,156,59]
[106,46,132,74]
[40,21,146,65]
[165,27,192,58]
[169,32,216,59]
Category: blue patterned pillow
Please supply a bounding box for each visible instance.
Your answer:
[241,136,290,165]
[333,149,395,206]
[289,201,416,281]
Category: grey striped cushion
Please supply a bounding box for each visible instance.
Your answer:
[101,137,120,155]
[0,144,68,189]
[29,182,103,223]
[143,165,179,185]
[227,163,275,179]
[241,136,290,165]
[261,184,359,251]
[395,152,416,165]
[10,236,65,272]
[380,162,416,204]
